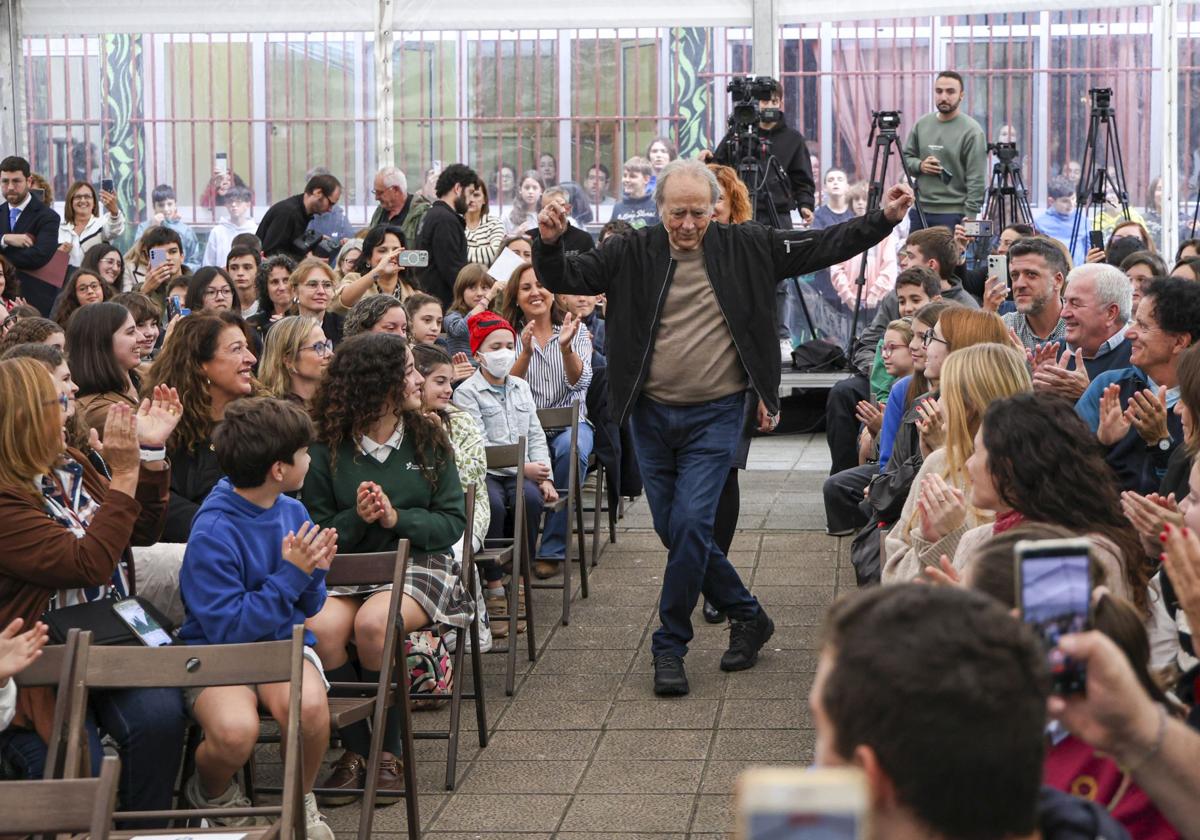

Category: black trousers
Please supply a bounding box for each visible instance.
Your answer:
[823,463,877,534]
[825,374,871,475]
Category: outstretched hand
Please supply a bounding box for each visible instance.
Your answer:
[881,183,915,223]
[537,202,569,245]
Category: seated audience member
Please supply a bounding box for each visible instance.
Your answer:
[289,258,344,347]
[1,342,85,456]
[258,315,330,408]
[0,254,23,311]
[610,156,659,229]
[964,524,1182,837]
[499,233,532,263]
[0,357,185,820]
[812,585,1129,840]
[1176,238,1199,262]
[556,292,606,360]
[247,254,298,340]
[126,225,187,299]
[1171,257,1200,282]
[405,291,444,346]
[51,267,113,328]
[111,291,162,366]
[883,340,1031,583]
[68,301,146,437]
[1036,176,1089,267]
[332,225,414,313]
[860,318,916,456]
[184,266,236,314]
[201,185,257,268]
[344,293,408,338]
[1001,236,1067,350]
[504,170,544,237]
[58,180,125,268]
[598,219,634,244]
[303,333,470,799]
[957,221,1035,306]
[0,315,63,354]
[416,164,476,308]
[144,311,259,541]
[178,397,335,838]
[1076,277,1200,494]
[1120,250,1168,311]
[826,180,900,321]
[79,242,125,291]
[827,226,977,474]
[465,177,505,267]
[453,312,556,602]
[133,183,202,271]
[1031,263,1132,402]
[866,266,941,405]
[444,264,497,358]
[0,616,48,731]
[541,186,594,257]
[503,262,593,577]
[335,239,363,279]
[225,244,263,318]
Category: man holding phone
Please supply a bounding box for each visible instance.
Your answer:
[902,71,987,233]
[0,155,63,315]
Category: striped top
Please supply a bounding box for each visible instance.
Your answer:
[515,321,593,419]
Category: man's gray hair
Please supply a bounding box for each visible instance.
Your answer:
[653,158,720,209]
[1067,262,1132,323]
[543,185,571,203]
[376,165,407,193]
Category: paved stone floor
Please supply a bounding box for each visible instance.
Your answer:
[326,433,845,839]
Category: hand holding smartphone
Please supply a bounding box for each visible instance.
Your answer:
[1015,538,1094,695]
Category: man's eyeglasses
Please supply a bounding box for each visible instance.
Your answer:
[302,339,335,358]
[923,330,950,348]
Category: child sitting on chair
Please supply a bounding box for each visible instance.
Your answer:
[178,396,337,840]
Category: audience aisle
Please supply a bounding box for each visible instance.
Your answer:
[271,434,840,839]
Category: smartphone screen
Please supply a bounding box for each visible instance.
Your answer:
[1089,230,1105,251]
[737,768,867,840]
[1018,544,1091,694]
[112,599,173,647]
[215,152,228,175]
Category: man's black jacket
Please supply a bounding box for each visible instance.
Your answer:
[415,200,468,307]
[714,121,816,219]
[532,210,895,423]
[256,194,313,261]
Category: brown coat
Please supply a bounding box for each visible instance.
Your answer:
[0,448,169,740]
[76,386,139,439]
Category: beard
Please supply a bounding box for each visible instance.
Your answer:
[453,193,469,215]
[936,100,957,113]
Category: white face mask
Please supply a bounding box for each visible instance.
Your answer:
[479,348,516,379]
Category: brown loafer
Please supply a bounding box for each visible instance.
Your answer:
[375,751,404,803]
[533,560,560,579]
[317,750,365,806]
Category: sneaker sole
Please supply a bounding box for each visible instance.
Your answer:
[719,617,776,672]
[653,681,690,697]
[317,793,361,807]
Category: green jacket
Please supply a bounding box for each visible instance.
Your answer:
[302,432,465,555]
[369,193,432,248]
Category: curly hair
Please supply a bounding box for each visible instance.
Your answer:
[344,294,406,338]
[143,310,260,452]
[0,253,21,303]
[310,332,451,483]
[255,254,298,318]
[0,317,63,355]
[981,392,1148,612]
[51,268,115,328]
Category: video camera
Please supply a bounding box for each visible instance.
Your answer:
[1089,87,1113,112]
[872,110,902,136]
[727,75,781,128]
[988,142,1019,163]
[294,228,339,260]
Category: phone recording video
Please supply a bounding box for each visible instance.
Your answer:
[1015,538,1092,694]
[736,768,867,840]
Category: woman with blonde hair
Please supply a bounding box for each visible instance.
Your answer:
[882,342,1032,584]
[288,257,344,347]
[707,164,752,225]
[257,315,330,408]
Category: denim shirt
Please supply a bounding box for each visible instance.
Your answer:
[452,371,551,475]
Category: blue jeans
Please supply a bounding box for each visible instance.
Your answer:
[907,207,963,233]
[486,473,545,582]
[630,392,761,657]
[539,422,595,560]
[0,686,185,826]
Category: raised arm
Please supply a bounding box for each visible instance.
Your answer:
[531,202,619,296]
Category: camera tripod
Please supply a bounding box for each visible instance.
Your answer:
[973,143,1033,261]
[1070,88,1131,256]
[846,112,927,359]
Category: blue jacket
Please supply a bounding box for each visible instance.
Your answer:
[179,477,326,646]
[1076,366,1182,494]
[878,376,911,470]
[1035,207,1089,267]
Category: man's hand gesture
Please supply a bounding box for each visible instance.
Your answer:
[537,202,569,246]
[881,183,915,223]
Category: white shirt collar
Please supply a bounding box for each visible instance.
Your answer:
[359,424,404,463]
[9,192,32,213]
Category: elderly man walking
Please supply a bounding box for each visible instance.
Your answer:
[533,159,912,695]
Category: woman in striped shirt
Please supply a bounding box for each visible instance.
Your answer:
[502,262,594,578]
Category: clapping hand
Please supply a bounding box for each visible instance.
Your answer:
[558,312,580,349]
[451,352,475,382]
[1032,347,1090,401]
[1096,383,1130,446]
[520,321,536,354]
[100,402,141,476]
[1122,490,1182,555]
[282,521,338,574]
[921,554,964,587]
[1126,387,1169,445]
[136,385,182,448]
[1162,524,1200,641]
[855,400,884,438]
[916,472,967,543]
[356,481,398,528]
[0,618,49,684]
[915,397,945,454]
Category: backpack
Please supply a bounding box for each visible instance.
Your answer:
[405,629,454,710]
[791,339,848,372]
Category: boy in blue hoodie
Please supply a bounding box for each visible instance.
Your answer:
[179,397,337,840]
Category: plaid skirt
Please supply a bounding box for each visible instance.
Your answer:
[329,550,474,629]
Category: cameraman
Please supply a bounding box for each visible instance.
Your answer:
[706,77,815,228]
[255,172,342,261]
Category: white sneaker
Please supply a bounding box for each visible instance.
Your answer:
[304,791,335,840]
[183,774,269,827]
[780,339,793,360]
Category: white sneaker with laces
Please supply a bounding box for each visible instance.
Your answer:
[183,774,269,828]
[304,791,335,840]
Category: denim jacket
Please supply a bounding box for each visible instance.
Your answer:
[452,371,551,475]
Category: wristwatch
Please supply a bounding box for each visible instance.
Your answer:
[1154,437,1172,452]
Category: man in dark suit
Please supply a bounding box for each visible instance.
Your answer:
[0,156,63,315]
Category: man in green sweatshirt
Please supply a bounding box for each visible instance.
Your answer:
[902,70,987,233]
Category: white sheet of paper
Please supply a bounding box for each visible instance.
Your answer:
[488,246,526,284]
[129,834,247,840]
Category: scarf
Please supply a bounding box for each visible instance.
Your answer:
[992,510,1026,535]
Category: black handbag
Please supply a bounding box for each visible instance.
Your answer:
[791,339,848,373]
[41,596,175,646]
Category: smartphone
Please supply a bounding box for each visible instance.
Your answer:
[165,295,190,320]
[736,767,868,840]
[1015,538,1093,695]
[30,187,45,202]
[148,246,168,271]
[963,219,995,238]
[1089,230,1105,251]
[987,253,1011,301]
[215,152,228,175]
[112,599,173,647]
[397,249,430,268]
[100,178,114,193]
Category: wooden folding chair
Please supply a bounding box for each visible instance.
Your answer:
[534,404,590,626]
[0,754,120,840]
[13,628,80,783]
[417,483,489,790]
[479,438,538,695]
[63,625,308,840]
[584,452,618,568]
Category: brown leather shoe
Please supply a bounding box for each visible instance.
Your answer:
[317,750,365,806]
[533,560,560,579]
[375,751,404,803]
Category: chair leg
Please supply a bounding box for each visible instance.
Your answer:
[590,464,604,567]
[522,540,538,662]
[575,472,589,599]
[561,496,573,627]
[468,603,489,748]
[444,633,467,791]
[506,546,520,696]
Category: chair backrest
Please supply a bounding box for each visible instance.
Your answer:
[14,629,79,782]
[325,543,408,589]
[536,404,578,433]
[0,754,119,839]
[485,437,529,546]
[460,484,480,591]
